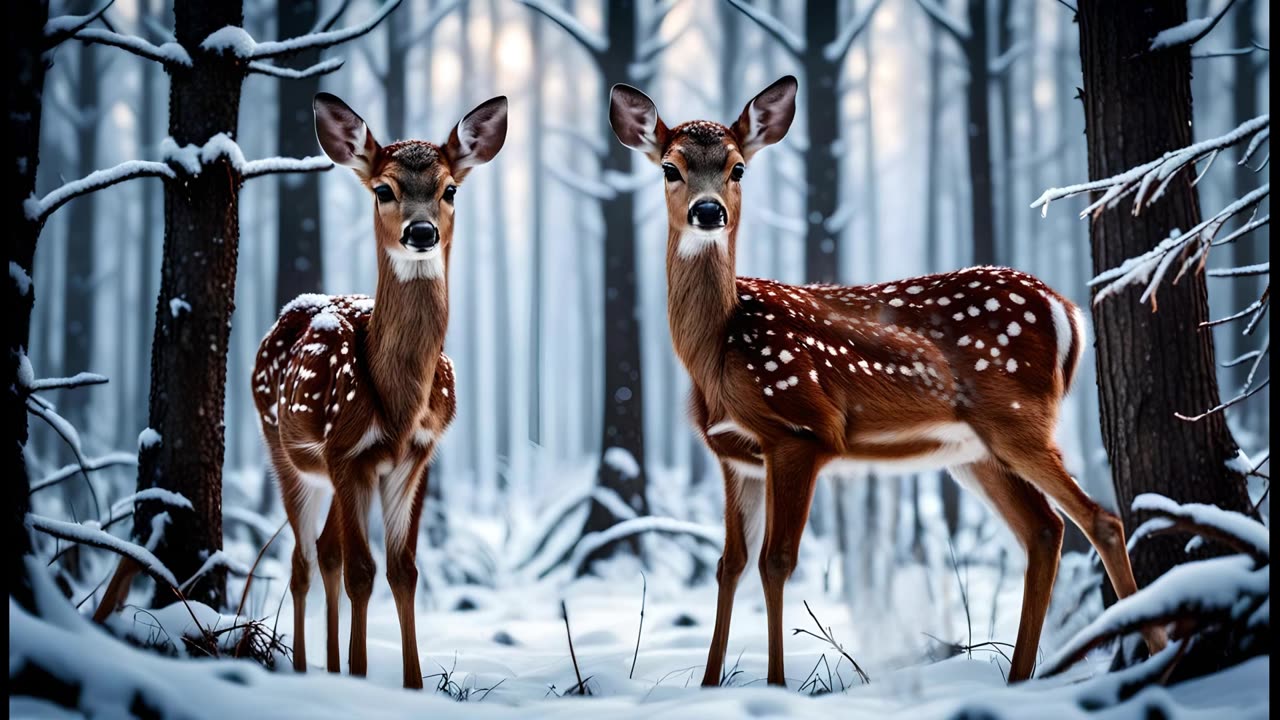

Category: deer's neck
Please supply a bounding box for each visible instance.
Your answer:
[666,228,738,396]
[367,250,449,429]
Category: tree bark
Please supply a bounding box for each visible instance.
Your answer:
[965,0,996,266]
[580,0,650,568]
[134,0,247,609]
[5,0,51,614]
[802,1,842,283]
[1076,0,1253,608]
[274,0,325,313]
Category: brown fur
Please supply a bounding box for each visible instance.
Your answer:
[610,78,1167,687]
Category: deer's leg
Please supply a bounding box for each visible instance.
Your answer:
[380,456,431,690]
[316,501,343,673]
[701,461,764,687]
[280,473,327,674]
[759,439,823,687]
[333,466,376,677]
[953,459,1063,682]
[995,441,1169,659]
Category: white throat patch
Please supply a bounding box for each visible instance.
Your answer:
[677,229,728,259]
[386,246,445,282]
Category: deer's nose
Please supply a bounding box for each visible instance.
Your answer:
[688,200,727,229]
[402,222,439,252]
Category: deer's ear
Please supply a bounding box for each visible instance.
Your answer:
[731,75,797,162]
[444,96,508,181]
[314,93,381,179]
[609,84,668,164]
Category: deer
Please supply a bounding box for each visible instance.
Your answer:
[252,92,507,689]
[608,75,1168,687]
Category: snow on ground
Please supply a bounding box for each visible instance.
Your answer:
[10,554,1271,719]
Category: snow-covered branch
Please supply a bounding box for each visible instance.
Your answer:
[989,41,1030,76]
[240,0,401,60]
[1032,115,1269,219]
[242,155,334,179]
[398,0,463,50]
[23,372,109,393]
[178,551,251,593]
[1131,493,1268,563]
[724,0,803,58]
[25,161,175,225]
[567,517,722,576]
[27,514,179,588]
[29,452,138,495]
[247,57,345,79]
[72,27,191,66]
[824,0,883,64]
[110,488,193,519]
[515,0,608,58]
[44,0,115,48]
[1149,0,1238,51]
[915,0,971,48]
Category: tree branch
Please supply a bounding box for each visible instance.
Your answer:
[44,0,115,49]
[72,27,191,66]
[515,0,607,60]
[824,0,883,64]
[24,372,109,393]
[27,514,178,588]
[723,0,803,58]
[1149,0,1239,52]
[915,0,972,48]
[25,161,174,225]
[249,0,402,60]
[311,0,352,33]
[398,0,463,50]
[247,57,345,79]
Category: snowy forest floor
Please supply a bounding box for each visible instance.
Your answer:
[11,553,1270,719]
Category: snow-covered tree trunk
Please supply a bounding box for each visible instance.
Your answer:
[133,0,249,608]
[1075,0,1255,662]
[5,0,51,614]
[274,0,326,312]
[581,0,651,565]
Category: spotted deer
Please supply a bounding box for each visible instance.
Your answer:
[253,93,506,688]
[608,76,1167,686]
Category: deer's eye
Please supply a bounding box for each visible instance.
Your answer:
[662,163,683,183]
[442,185,457,204]
[730,163,745,182]
[373,185,396,203]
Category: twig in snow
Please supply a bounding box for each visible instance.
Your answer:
[560,600,591,695]
[235,521,287,620]
[26,398,101,520]
[630,573,647,679]
[791,600,870,684]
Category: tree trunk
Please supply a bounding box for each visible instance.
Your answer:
[580,0,650,568]
[802,2,842,283]
[5,0,51,613]
[965,0,996,266]
[996,0,1015,263]
[134,0,247,609]
[274,1,326,315]
[60,14,99,444]
[384,0,407,141]
[1076,0,1254,613]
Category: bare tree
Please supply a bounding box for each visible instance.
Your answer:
[725,0,881,282]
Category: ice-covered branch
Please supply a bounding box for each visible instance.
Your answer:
[242,0,401,60]
[247,57,345,79]
[516,0,608,58]
[25,160,174,225]
[824,0,883,64]
[1149,0,1237,51]
[241,155,334,179]
[1032,114,1269,218]
[44,0,115,48]
[724,0,803,58]
[24,372,109,393]
[398,0,463,50]
[27,513,178,588]
[72,27,191,66]
[915,0,971,47]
